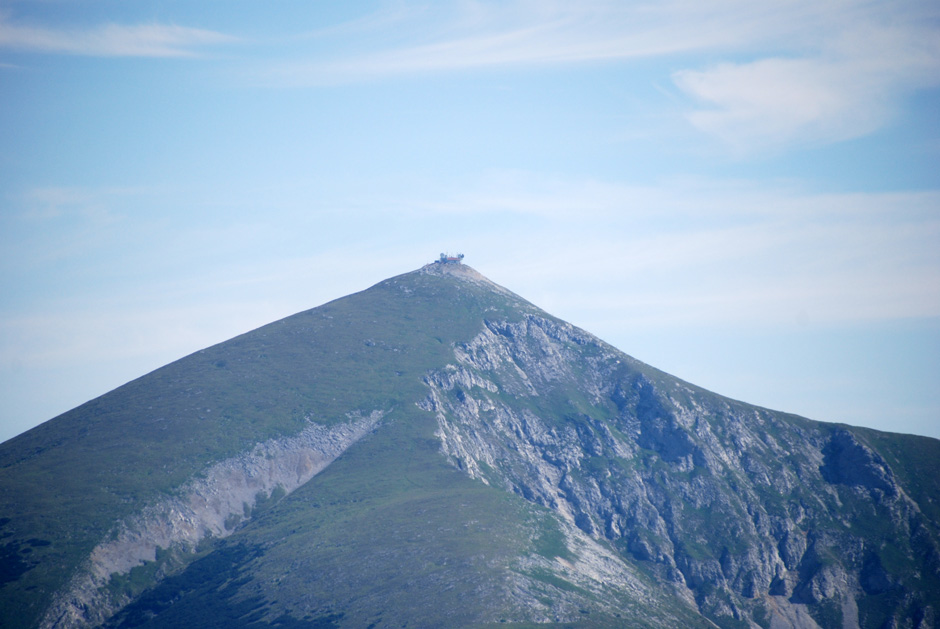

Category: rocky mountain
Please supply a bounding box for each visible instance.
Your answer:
[1,263,938,628]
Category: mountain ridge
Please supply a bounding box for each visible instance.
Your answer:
[1,264,938,628]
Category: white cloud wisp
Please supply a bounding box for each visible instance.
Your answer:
[674,16,940,150]
[255,0,940,153]
[0,16,236,57]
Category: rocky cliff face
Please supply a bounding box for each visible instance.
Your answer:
[423,312,940,628]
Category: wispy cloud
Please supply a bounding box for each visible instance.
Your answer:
[351,171,940,326]
[0,15,237,57]
[258,2,748,85]
[674,11,940,151]
[254,1,922,80]
[252,0,940,152]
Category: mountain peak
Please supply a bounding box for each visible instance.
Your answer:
[416,257,533,306]
[1,267,939,628]
[417,255,496,286]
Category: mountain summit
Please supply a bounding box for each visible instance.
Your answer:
[1,265,938,628]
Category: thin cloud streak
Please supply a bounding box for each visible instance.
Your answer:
[251,0,939,153]
[255,1,933,80]
[0,16,237,57]
[189,170,938,326]
[258,4,745,85]
[394,174,940,325]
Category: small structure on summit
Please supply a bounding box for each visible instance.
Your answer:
[437,253,465,265]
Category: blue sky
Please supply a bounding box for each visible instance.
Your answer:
[1,0,939,443]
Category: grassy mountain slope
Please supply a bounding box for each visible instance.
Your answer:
[0,266,511,627]
[1,264,938,628]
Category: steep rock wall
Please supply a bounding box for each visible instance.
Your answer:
[423,314,939,628]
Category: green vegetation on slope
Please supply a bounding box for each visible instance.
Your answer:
[0,268,532,628]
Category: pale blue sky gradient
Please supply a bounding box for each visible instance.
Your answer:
[2,0,939,442]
